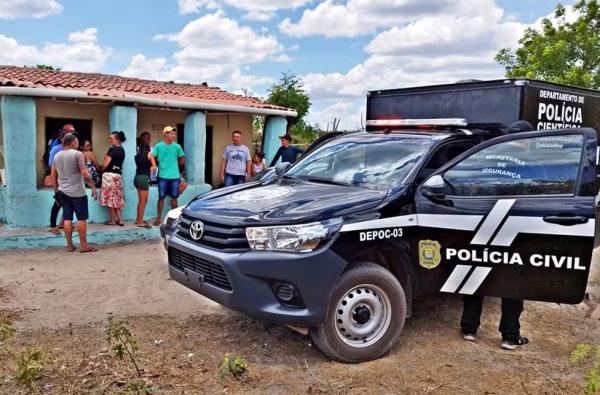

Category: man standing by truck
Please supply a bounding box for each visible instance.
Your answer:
[269,134,304,166]
[151,126,185,226]
[220,130,251,187]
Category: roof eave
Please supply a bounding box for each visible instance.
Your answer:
[0,86,298,118]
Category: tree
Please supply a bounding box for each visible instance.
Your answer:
[34,64,61,71]
[496,1,600,89]
[265,72,311,129]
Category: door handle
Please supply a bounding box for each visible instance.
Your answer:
[542,215,589,226]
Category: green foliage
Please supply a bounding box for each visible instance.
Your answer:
[0,321,16,343]
[15,347,45,389]
[105,318,142,377]
[125,378,156,394]
[35,64,61,71]
[266,72,311,125]
[218,353,248,379]
[572,343,593,363]
[291,120,320,146]
[570,343,600,394]
[496,1,600,88]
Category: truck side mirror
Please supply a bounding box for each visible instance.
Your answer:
[422,175,447,201]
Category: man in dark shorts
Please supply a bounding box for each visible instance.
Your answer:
[51,134,99,253]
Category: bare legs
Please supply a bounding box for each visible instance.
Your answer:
[135,189,149,225]
[63,220,92,251]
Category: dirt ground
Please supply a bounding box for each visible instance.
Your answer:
[0,241,599,394]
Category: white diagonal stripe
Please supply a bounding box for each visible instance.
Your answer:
[470,199,516,245]
[417,214,483,231]
[491,216,595,246]
[340,214,417,232]
[440,265,472,293]
[459,267,493,295]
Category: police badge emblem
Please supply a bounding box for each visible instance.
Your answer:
[418,240,442,269]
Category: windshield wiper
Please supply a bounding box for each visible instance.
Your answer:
[304,176,353,187]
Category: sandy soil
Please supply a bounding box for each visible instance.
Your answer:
[0,241,599,394]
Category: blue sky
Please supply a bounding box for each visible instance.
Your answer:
[0,0,574,129]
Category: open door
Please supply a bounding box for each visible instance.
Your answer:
[415,128,597,304]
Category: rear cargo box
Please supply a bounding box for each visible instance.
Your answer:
[366,79,600,132]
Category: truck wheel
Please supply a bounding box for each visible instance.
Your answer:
[310,262,407,363]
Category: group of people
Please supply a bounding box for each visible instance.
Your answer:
[220,130,304,186]
[47,124,186,252]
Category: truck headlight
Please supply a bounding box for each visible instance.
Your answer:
[246,218,343,252]
[163,206,184,228]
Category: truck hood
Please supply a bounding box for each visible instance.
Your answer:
[185,179,388,225]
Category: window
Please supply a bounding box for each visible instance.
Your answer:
[416,141,476,182]
[287,135,432,190]
[443,134,584,196]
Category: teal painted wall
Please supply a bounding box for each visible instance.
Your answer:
[109,106,138,220]
[263,116,288,165]
[0,100,212,229]
[184,111,206,184]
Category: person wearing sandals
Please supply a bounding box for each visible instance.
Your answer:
[134,132,153,228]
[150,126,185,226]
[100,131,127,226]
[50,134,98,253]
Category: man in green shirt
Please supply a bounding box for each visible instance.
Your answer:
[150,126,185,226]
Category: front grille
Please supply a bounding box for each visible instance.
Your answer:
[177,214,249,252]
[168,247,232,291]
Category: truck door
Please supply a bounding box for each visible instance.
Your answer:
[414,129,597,304]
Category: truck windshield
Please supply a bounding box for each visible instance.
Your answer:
[286,135,432,190]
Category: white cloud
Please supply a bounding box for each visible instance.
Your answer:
[178,0,311,21]
[300,0,525,107]
[280,0,458,38]
[306,101,365,131]
[122,12,285,89]
[0,28,111,72]
[0,0,62,19]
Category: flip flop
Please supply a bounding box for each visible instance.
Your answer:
[152,220,161,226]
[104,221,117,226]
[66,245,77,252]
[48,228,61,235]
[117,221,125,226]
[136,223,152,229]
[80,246,98,253]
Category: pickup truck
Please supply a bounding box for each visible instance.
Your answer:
[164,113,596,362]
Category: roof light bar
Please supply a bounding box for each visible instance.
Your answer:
[366,118,468,127]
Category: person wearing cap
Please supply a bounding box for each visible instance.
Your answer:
[269,134,304,167]
[220,130,251,187]
[48,124,76,235]
[150,126,185,226]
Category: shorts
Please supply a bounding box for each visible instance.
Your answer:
[134,174,150,191]
[158,177,180,199]
[57,191,89,221]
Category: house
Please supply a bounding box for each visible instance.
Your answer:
[0,66,296,228]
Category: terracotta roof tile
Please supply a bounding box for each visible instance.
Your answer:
[0,66,291,112]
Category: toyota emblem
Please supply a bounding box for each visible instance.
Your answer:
[189,221,204,240]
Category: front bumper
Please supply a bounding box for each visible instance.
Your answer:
[167,233,348,326]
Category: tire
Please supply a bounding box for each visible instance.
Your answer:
[310,262,407,363]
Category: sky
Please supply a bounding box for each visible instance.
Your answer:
[0,0,575,130]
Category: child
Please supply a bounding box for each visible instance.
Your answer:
[251,152,267,176]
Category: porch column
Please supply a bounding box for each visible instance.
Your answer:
[109,105,137,220]
[1,96,37,226]
[183,111,206,184]
[263,116,288,165]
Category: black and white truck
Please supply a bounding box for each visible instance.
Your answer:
[164,79,600,362]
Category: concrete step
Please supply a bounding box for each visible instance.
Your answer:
[0,222,160,250]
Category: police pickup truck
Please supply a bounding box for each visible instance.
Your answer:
[165,80,598,363]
